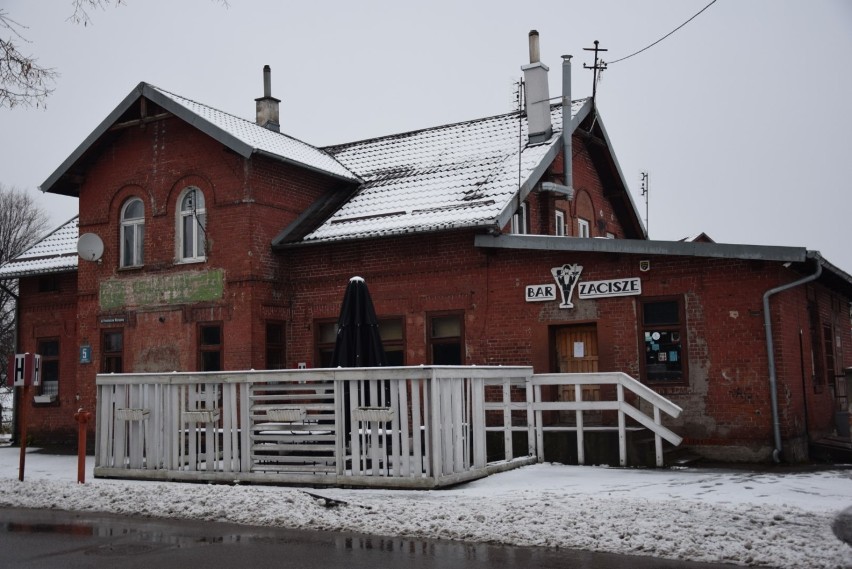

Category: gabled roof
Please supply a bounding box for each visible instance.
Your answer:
[280,100,596,245]
[0,216,79,278]
[41,83,359,196]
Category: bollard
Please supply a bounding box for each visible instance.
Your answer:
[73,408,91,484]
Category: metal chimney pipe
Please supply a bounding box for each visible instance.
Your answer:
[529,30,540,63]
[263,65,272,98]
[562,55,573,190]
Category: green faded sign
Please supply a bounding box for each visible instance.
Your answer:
[100,269,224,310]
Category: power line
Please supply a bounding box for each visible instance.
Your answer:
[607,0,719,65]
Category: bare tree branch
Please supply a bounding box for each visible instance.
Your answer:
[66,0,124,27]
[0,10,57,109]
[0,185,49,392]
[1,1,227,109]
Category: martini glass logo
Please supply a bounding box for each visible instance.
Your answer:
[551,263,583,308]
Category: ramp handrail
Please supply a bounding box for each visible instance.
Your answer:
[531,372,683,467]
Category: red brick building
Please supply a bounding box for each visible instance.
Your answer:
[3,40,851,463]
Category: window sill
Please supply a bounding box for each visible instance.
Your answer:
[175,258,207,266]
[646,382,689,396]
[118,265,144,272]
[33,394,58,405]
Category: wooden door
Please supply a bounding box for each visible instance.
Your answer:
[555,325,600,423]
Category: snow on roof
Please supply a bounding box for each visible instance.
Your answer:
[300,100,588,243]
[41,83,360,195]
[147,85,359,183]
[0,216,79,278]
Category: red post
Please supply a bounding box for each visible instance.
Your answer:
[18,385,29,482]
[73,408,91,484]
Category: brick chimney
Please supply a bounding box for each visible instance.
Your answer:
[255,65,280,132]
[522,31,553,145]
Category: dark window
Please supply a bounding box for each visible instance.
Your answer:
[316,318,403,367]
[315,320,338,368]
[37,338,59,397]
[428,313,463,365]
[823,323,836,387]
[379,317,405,366]
[38,275,59,293]
[198,323,222,371]
[511,202,528,235]
[266,321,286,369]
[640,298,686,383]
[102,330,123,374]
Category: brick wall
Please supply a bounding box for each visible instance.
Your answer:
[15,271,79,445]
[16,109,850,462]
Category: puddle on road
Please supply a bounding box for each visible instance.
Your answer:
[4,522,95,536]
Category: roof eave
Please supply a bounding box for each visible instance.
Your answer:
[589,111,648,239]
[40,83,149,196]
[146,86,360,183]
[254,149,361,185]
[474,234,809,263]
[570,99,593,131]
[493,138,562,231]
[0,258,79,279]
[40,84,359,196]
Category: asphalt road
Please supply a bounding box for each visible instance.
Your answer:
[0,507,745,568]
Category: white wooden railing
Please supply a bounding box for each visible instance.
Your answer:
[95,368,683,487]
[95,366,536,489]
[481,372,683,467]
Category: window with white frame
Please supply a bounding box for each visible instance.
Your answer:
[120,198,144,267]
[555,210,566,236]
[511,202,528,234]
[178,187,207,262]
[578,218,590,238]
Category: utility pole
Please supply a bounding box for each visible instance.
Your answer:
[583,40,608,102]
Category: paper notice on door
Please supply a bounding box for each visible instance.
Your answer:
[573,342,585,358]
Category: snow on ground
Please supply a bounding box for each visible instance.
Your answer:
[0,446,849,568]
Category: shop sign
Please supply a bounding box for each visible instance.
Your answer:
[526,264,642,309]
[551,263,584,308]
[578,277,642,299]
[525,284,556,302]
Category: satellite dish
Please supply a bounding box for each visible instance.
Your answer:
[77,233,104,262]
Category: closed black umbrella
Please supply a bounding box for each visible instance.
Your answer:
[332,277,388,468]
[331,276,387,368]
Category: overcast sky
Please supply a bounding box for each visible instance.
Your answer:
[3,0,852,271]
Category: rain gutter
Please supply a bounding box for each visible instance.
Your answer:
[762,251,822,463]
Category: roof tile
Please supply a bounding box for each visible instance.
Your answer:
[0,217,79,278]
[306,101,582,242]
[150,86,359,183]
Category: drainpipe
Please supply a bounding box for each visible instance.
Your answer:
[763,252,822,463]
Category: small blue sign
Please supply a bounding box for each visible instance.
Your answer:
[79,345,92,364]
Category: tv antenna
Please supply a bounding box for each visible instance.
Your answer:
[583,40,608,102]
[640,172,649,237]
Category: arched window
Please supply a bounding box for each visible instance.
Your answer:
[120,197,144,267]
[178,187,207,262]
